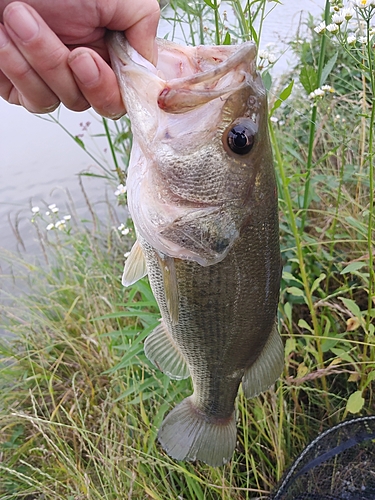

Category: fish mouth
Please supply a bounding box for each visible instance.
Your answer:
[107,32,258,113]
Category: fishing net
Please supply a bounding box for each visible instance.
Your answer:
[271,416,375,500]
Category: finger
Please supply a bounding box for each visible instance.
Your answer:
[68,48,126,119]
[100,0,160,64]
[0,22,60,112]
[3,2,89,111]
[0,68,21,105]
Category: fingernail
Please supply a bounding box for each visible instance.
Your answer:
[0,25,9,48]
[69,52,100,86]
[6,4,39,42]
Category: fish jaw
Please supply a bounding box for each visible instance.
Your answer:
[108,33,268,266]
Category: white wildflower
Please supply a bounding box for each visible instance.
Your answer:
[332,12,345,24]
[267,52,277,64]
[314,21,326,34]
[258,49,268,59]
[31,206,40,214]
[46,223,54,231]
[48,203,59,213]
[321,84,335,93]
[63,215,71,221]
[347,33,357,44]
[353,0,375,8]
[270,116,279,123]
[118,223,130,236]
[55,220,66,230]
[326,23,340,33]
[358,35,368,43]
[309,88,325,99]
[309,85,336,100]
[342,7,355,19]
[114,184,127,196]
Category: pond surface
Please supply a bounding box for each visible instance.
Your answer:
[0,0,324,256]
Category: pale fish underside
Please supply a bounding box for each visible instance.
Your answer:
[108,32,284,467]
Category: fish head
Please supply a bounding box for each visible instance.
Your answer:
[108,33,274,266]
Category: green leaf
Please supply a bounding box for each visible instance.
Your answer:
[287,286,306,298]
[341,262,367,274]
[115,377,157,402]
[320,52,338,86]
[202,0,216,8]
[73,135,85,149]
[270,80,294,116]
[283,301,292,325]
[249,25,258,45]
[299,66,317,95]
[346,390,365,414]
[223,32,231,45]
[330,348,354,364]
[285,337,296,357]
[311,273,326,294]
[282,271,301,283]
[262,70,272,92]
[298,319,314,333]
[339,297,362,319]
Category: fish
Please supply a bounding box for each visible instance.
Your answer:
[108,32,284,467]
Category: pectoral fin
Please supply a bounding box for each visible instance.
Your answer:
[242,324,284,398]
[144,320,190,380]
[122,240,148,286]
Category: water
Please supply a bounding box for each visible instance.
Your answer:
[0,0,324,256]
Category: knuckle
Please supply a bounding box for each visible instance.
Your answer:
[10,59,34,81]
[36,46,67,74]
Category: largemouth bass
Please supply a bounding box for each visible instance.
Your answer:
[108,32,284,467]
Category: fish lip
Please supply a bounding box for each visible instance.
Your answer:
[107,32,259,114]
[156,41,257,113]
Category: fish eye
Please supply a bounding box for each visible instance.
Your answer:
[227,121,256,155]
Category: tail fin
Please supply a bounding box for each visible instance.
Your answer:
[158,396,236,466]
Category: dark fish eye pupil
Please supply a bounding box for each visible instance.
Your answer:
[233,131,247,148]
[227,124,255,155]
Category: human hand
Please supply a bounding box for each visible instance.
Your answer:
[0,0,160,117]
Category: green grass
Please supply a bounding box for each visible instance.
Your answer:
[1,0,375,498]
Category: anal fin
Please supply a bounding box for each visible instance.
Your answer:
[122,240,147,286]
[242,323,284,399]
[144,320,190,380]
